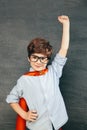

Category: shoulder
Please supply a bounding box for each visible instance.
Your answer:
[17,72,29,82]
[52,53,67,66]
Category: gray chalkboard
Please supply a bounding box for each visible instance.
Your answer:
[0,0,87,130]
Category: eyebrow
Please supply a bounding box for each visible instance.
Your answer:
[31,54,47,58]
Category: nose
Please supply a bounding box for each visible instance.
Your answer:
[36,59,41,63]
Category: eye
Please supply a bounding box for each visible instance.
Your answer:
[41,57,48,60]
[32,55,38,59]
[41,57,45,60]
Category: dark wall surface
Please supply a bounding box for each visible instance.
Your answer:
[0,0,87,130]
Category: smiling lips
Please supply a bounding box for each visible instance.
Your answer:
[35,63,43,68]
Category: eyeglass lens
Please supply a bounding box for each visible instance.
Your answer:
[30,55,49,63]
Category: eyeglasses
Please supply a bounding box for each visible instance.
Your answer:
[30,55,49,64]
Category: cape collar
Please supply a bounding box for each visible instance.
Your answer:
[24,68,48,76]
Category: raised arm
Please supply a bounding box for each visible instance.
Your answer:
[58,15,70,57]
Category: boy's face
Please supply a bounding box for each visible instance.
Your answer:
[28,53,49,71]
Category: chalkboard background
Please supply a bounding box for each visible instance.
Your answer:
[0,0,87,130]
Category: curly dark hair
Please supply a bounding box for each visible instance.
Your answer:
[27,38,53,58]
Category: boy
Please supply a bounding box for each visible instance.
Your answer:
[6,15,70,130]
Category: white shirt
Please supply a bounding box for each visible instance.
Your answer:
[6,53,68,130]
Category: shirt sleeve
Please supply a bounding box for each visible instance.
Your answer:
[51,53,67,78]
[6,78,23,103]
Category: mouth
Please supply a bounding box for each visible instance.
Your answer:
[35,65,42,68]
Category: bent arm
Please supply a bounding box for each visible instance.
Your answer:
[58,15,70,57]
[10,102,38,122]
[10,103,27,120]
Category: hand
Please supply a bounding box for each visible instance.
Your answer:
[58,15,70,25]
[25,110,38,122]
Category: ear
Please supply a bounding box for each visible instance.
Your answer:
[27,57,30,62]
